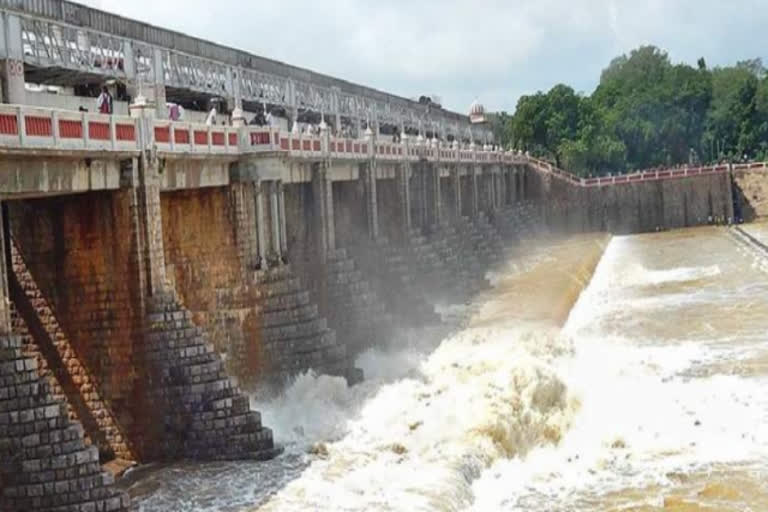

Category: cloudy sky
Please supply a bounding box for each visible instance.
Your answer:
[78,0,768,114]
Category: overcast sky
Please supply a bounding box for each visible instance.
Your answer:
[78,0,768,114]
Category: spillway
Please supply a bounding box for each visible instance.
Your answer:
[125,227,768,511]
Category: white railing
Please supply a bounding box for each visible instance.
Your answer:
[154,121,239,155]
[0,104,139,152]
[0,104,528,168]
[527,157,739,188]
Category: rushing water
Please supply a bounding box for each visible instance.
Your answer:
[126,226,768,511]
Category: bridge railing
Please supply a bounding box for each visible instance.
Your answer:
[153,121,239,156]
[527,156,744,188]
[0,105,139,152]
[0,104,530,167]
[334,138,369,159]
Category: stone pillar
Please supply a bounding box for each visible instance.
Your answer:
[312,164,336,260]
[232,107,246,128]
[325,173,336,252]
[230,66,242,113]
[420,164,429,228]
[255,181,269,269]
[362,162,379,239]
[508,168,517,205]
[726,165,736,224]
[278,181,288,257]
[152,48,167,118]
[230,183,259,275]
[396,163,411,239]
[452,166,462,220]
[487,171,495,211]
[431,164,442,226]
[494,171,503,210]
[269,181,282,260]
[491,171,498,210]
[471,166,480,218]
[0,14,25,104]
[130,98,167,297]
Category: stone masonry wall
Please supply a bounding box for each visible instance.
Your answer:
[0,335,131,512]
[7,191,142,461]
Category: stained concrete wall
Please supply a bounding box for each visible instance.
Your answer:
[159,187,263,383]
[333,179,368,247]
[733,169,768,221]
[525,166,733,234]
[376,177,401,241]
[284,182,316,266]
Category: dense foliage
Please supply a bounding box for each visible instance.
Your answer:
[493,46,768,176]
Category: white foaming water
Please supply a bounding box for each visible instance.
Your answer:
[252,327,447,450]
[618,263,721,288]
[256,324,577,512]
[470,233,768,511]
[130,229,768,511]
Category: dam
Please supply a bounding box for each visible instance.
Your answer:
[1,2,768,511]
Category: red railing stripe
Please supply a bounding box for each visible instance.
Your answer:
[25,116,52,136]
[115,124,135,141]
[154,126,170,143]
[88,122,109,140]
[194,130,208,145]
[211,132,225,146]
[59,119,82,139]
[251,132,270,145]
[0,114,18,135]
[174,129,190,144]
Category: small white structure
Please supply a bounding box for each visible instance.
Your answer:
[469,100,486,124]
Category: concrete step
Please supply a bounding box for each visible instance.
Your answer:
[262,317,328,342]
[263,329,338,356]
[263,290,311,312]
[262,303,319,328]
[259,277,303,298]
[254,264,294,283]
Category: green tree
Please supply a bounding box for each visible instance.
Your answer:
[705,66,759,160]
[490,45,767,175]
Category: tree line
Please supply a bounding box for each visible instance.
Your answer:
[491,46,768,176]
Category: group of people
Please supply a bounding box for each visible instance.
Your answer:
[91,87,399,139]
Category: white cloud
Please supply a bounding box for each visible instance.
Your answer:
[77,0,768,113]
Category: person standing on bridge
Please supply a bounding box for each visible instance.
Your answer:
[96,86,113,115]
[205,106,217,126]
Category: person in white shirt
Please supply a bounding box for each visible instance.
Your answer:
[205,107,217,126]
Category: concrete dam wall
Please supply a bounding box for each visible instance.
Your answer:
[1,117,764,509]
[0,6,767,508]
[525,159,739,234]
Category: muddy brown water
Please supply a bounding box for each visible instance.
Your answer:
[125,227,768,511]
